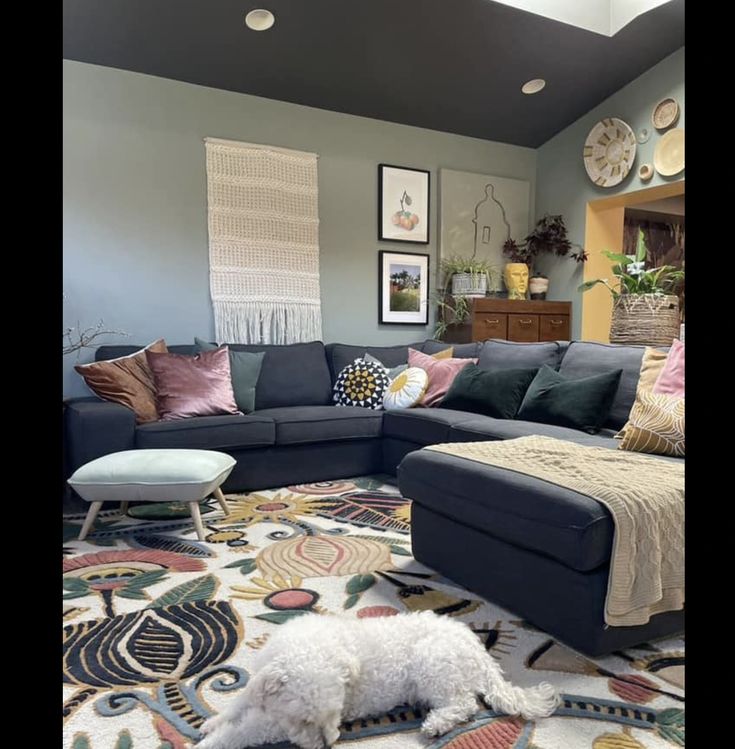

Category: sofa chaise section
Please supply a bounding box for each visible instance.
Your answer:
[398,448,684,655]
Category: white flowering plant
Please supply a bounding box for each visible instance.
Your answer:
[578,229,684,299]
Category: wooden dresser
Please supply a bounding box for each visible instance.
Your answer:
[442,298,572,343]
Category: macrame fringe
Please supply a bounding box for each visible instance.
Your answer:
[214,301,323,344]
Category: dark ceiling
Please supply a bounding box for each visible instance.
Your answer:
[63,0,684,148]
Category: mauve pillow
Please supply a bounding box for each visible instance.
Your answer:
[653,339,684,398]
[408,348,477,407]
[75,338,168,424]
[146,347,241,421]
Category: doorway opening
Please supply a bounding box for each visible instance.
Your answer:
[581,181,684,342]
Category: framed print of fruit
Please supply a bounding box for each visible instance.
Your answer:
[378,164,430,244]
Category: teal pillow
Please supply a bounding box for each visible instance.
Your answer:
[195,337,264,413]
[442,365,538,419]
[517,364,623,434]
[362,352,409,380]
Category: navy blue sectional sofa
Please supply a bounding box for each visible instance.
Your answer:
[63,338,683,655]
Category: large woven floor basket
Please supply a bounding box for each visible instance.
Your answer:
[609,294,680,346]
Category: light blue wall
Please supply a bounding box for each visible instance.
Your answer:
[535,47,684,337]
[63,61,536,397]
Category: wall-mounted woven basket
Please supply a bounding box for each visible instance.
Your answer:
[451,272,487,298]
[609,294,680,346]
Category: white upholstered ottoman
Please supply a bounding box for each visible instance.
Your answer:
[67,449,235,541]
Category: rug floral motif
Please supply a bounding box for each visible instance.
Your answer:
[63,475,684,749]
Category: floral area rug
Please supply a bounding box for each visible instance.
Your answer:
[63,475,685,749]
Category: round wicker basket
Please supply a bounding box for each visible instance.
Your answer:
[451,272,487,298]
[609,294,680,346]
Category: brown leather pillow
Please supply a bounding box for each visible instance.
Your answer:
[146,347,241,421]
[75,339,168,424]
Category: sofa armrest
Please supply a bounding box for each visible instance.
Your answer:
[64,397,136,476]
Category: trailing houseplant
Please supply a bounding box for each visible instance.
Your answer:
[578,229,684,346]
[433,256,500,339]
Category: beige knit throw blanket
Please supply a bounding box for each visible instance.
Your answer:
[426,436,684,626]
[205,138,322,344]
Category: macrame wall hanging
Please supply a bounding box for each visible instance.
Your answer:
[204,137,322,344]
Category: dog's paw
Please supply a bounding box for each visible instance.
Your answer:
[420,715,452,737]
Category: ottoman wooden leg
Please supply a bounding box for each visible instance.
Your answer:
[120,501,129,516]
[189,501,207,541]
[213,487,229,515]
[79,501,103,541]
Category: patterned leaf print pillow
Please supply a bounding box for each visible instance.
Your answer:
[619,391,684,457]
[333,360,391,409]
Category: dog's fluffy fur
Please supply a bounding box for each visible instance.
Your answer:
[196,611,559,749]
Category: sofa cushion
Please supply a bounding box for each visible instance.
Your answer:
[99,342,332,411]
[325,343,424,383]
[478,340,565,371]
[146,347,241,421]
[441,365,538,419]
[448,416,620,447]
[559,342,646,430]
[398,449,614,572]
[516,365,623,434]
[194,338,265,413]
[136,414,275,450]
[76,339,169,424]
[421,340,480,359]
[225,341,332,409]
[333,360,391,410]
[254,406,383,445]
[382,408,479,445]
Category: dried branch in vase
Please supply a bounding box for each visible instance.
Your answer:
[63,320,128,356]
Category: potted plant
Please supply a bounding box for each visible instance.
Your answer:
[433,256,500,339]
[441,254,497,298]
[578,229,684,346]
[529,272,549,300]
[502,215,587,300]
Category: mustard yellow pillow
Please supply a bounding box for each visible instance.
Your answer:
[615,347,669,439]
[618,391,684,458]
[431,347,454,360]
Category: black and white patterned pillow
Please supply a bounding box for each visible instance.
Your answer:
[333,360,390,409]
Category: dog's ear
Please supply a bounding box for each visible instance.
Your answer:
[247,663,288,707]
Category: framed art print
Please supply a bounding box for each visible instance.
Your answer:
[378,164,430,244]
[379,250,430,325]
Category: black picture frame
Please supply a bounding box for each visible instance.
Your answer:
[378,250,430,325]
[378,164,430,244]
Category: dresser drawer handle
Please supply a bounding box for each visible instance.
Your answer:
[549,319,564,326]
[518,319,533,326]
[484,318,500,325]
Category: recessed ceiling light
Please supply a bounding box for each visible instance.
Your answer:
[521,79,546,95]
[245,9,275,31]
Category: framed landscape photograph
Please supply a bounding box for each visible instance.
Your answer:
[379,250,430,325]
[378,164,430,244]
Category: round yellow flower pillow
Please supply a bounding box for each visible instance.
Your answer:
[383,367,429,410]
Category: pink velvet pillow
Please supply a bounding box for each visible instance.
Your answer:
[652,339,684,398]
[408,348,477,407]
[146,347,241,421]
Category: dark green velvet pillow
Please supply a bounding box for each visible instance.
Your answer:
[441,365,539,419]
[516,364,623,434]
[195,337,264,413]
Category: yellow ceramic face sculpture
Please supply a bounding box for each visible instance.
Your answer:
[504,263,529,300]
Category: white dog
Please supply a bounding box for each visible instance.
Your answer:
[196,611,558,749]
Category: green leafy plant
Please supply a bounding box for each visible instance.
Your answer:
[503,215,587,267]
[432,256,500,339]
[578,229,684,299]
